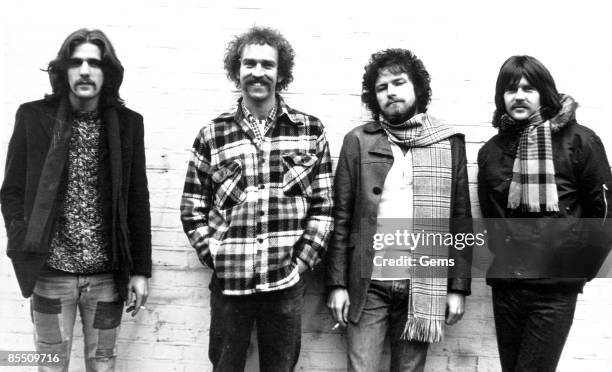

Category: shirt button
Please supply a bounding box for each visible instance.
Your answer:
[259,211,265,216]
[259,184,265,189]
[373,186,382,195]
[257,238,264,244]
[505,235,512,243]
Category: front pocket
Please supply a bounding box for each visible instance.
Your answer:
[212,160,246,210]
[282,152,317,196]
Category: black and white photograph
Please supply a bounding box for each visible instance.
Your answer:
[1,1,611,371]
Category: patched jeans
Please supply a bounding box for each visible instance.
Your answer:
[31,268,123,372]
[347,280,429,372]
[208,275,306,372]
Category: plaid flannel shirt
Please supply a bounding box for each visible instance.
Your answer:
[181,96,333,295]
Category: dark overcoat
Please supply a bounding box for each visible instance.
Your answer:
[1,98,152,300]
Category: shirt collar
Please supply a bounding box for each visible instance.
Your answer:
[240,98,278,124]
[213,94,303,126]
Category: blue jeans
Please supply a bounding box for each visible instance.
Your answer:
[347,280,429,372]
[492,285,578,372]
[208,275,306,372]
[31,268,123,372]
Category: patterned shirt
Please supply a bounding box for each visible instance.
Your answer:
[181,96,334,295]
[241,99,277,142]
[47,111,111,273]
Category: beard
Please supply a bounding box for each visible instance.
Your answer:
[381,102,418,125]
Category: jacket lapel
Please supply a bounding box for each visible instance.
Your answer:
[364,121,393,158]
[104,106,122,218]
[368,134,393,158]
[24,99,72,254]
[37,103,60,139]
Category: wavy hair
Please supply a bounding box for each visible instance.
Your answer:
[492,55,561,127]
[361,48,431,120]
[223,26,295,91]
[46,28,124,107]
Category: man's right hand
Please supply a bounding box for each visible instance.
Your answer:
[327,288,350,327]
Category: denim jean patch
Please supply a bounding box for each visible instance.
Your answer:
[32,292,61,314]
[32,294,64,347]
[93,300,122,329]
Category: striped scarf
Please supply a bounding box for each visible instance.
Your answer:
[381,113,457,342]
[503,94,577,212]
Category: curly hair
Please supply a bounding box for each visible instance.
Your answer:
[361,48,431,120]
[46,28,124,107]
[492,55,561,127]
[223,26,295,91]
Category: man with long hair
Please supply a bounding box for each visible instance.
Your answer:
[478,55,612,371]
[180,26,333,371]
[325,48,472,371]
[1,28,152,371]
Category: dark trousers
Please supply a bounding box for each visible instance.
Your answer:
[209,277,306,372]
[492,285,578,372]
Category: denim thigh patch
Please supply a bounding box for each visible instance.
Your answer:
[93,300,123,330]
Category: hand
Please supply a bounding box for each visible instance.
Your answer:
[327,288,350,327]
[296,258,309,274]
[445,292,465,325]
[126,275,149,317]
[198,250,211,267]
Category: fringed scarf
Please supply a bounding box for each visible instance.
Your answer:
[381,113,458,343]
[503,94,577,212]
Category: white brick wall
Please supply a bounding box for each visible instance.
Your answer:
[1,1,611,371]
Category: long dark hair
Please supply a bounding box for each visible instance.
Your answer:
[361,48,431,121]
[46,28,124,107]
[492,55,561,127]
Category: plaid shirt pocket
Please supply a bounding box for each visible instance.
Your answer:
[212,159,246,210]
[281,151,317,197]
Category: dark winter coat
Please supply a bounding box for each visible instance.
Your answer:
[1,98,152,300]
[477,120,612,290]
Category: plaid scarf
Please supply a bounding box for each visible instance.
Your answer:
[381,113,457,148]
[503,94,577,212]
[382,113,457,342]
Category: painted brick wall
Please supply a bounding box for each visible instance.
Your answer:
[1,1,611,371]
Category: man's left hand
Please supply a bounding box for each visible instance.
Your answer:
[445,292,465,325]
[126,275,149,317]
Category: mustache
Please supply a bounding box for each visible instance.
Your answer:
[245,77,271,86]
[386,99,405,107]
[511,103,529,109]
[75,79,96,87]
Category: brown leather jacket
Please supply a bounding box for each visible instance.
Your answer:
[325,121,473,323]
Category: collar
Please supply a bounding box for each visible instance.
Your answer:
[241,98,277,124]
[213,94,303,126]
[363,121,385,133]
[73,110,101,122]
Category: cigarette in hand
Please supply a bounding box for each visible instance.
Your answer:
[332,323,340,330]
